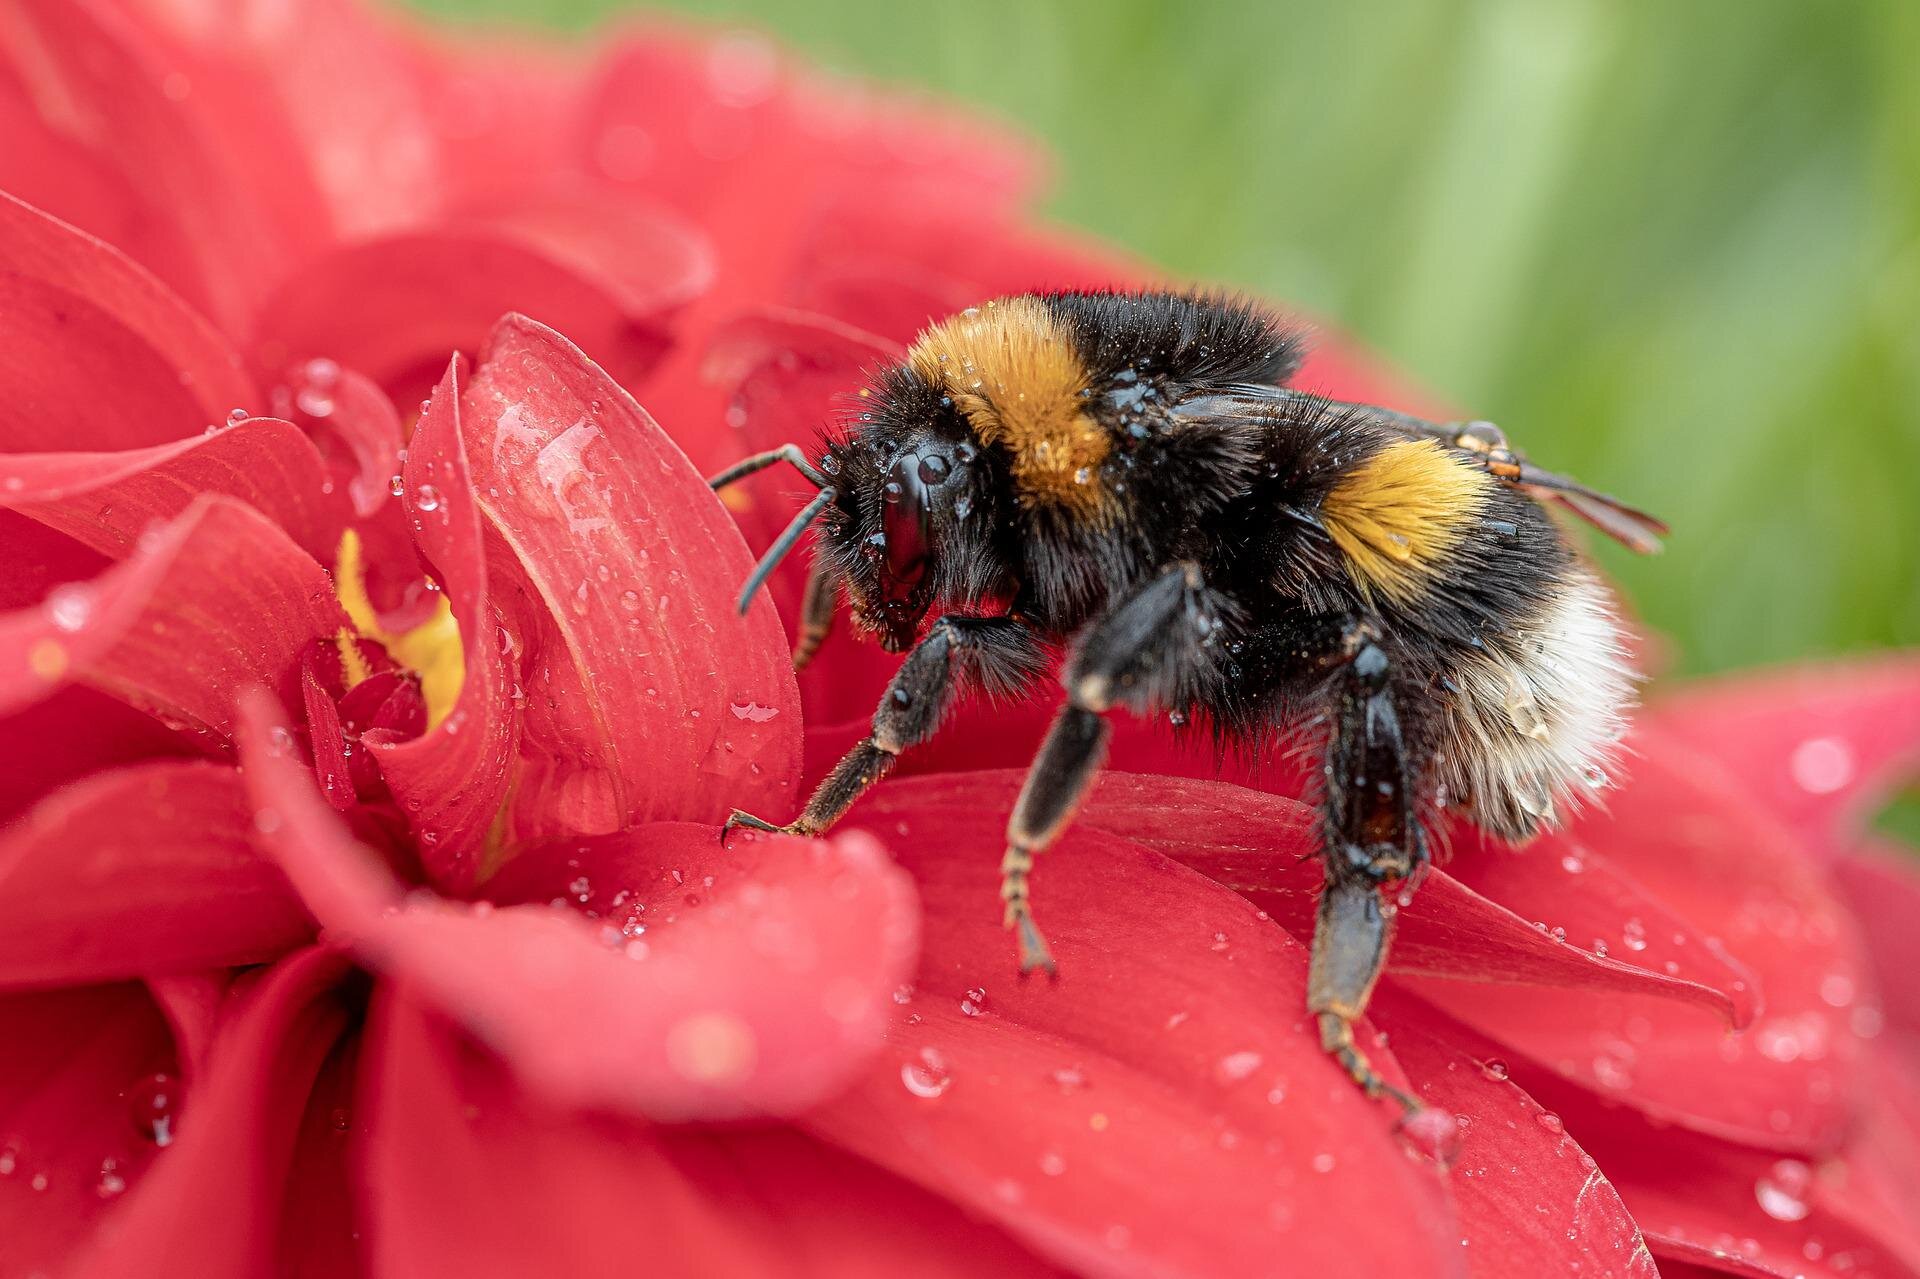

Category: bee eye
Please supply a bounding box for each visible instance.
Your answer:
[881,453,931,588]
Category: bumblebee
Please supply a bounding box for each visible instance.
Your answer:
[710,290,1664,1111]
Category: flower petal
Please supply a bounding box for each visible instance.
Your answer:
[360,985,1058,1279]
[1370,992,1658,1279]
[277,1025,363,1279]
[71,946,357,1279]
[268,359,405,520]
[457,314,800,837]
[362,356,521,893]
[0,2,306,331]
[249,213,698,408]
[1406,731,1872,1152]
[1830,840,1920,1035]
[0,761,310,987]
[860,766,1751,1020]
[0,683,198,825]
[0,191,255,447]
[0,983,178,1276]
[0,418,343,565]
[579,30,1039,312]
[239,690,917,1121]
[805,773,1463,1279]
[1645,657,1920,861]
[1440,825,1762,1025]
[0,495,346,731]
[1523,1065,1920,1279]
[128,0,444,240]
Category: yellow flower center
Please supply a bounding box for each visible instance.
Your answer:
[332,529,465,730]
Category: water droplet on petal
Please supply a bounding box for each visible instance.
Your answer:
[127,1072,178,1147]
[1534,1111,1564,1135]
[1397,1107,1465,1168]
[1050,1066,1087,1093]
[1755,1159,1813,1221]
[1478,1058,1510,1082]
[1216,1051,1263,1083]
[95,1157,127,1199]
[415,484,442,513]
[45,584,93,632]
[959,986,988,1017]
[900,1047,951,1098]
[1790,737,1854,795]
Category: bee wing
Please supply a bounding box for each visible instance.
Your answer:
[1506,462,1669,555]
[1192,384,1667,555]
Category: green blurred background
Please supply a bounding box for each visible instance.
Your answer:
[411,0,1917,678]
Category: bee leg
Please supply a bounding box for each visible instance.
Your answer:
[1307,623,1427,1113]
[723,615,1046,840]
[791,555,837,672]
[1003,563,1224,975]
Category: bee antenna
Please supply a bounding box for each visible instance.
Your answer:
[736,488,836,615]
[708,443,829,491]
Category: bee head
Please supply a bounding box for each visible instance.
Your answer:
[821,417,1003,653]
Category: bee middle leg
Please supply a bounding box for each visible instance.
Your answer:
[1307,622,1428,1112]
[723,615,1047,838]
[1002,563,1228,974]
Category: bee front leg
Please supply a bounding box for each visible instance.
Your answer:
[723,615,1047,840]
[1307,622,1428,1113]
[1002,563,1227,975]
[790,556,838,672]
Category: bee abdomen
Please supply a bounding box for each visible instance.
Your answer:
[1437,566,1636,839]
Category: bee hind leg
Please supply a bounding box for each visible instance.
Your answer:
[1306,621,1428,1113]
[724,615,1046,841]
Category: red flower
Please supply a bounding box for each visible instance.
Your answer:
[1,4,1917,1278]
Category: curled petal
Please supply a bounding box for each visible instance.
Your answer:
[806,774,1462,1279]
[0,495,346,732]
[0,761,310,987]
[71,947,356,1279]
[1645,657,1920,861]
[143,972,229,1087]
[0,191,255,447]
[0,418,342,565]
[269,360,405,520]
[0,984,179,1276]
[458,314,800,838]
[363,356,521,893]
[361,986,1053,1278]
[238,691,917,1120]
